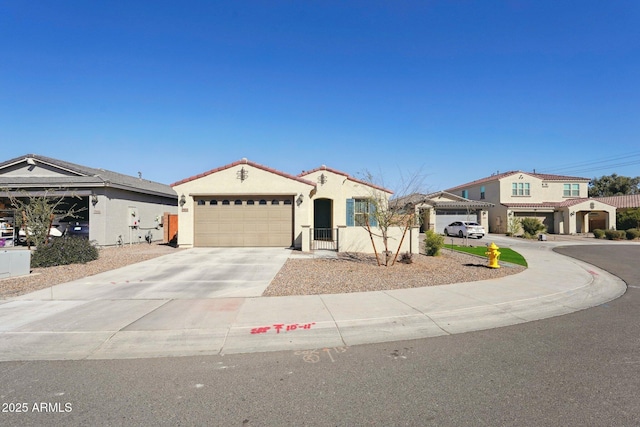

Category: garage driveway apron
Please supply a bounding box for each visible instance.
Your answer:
[1,248,294,360]
[17,247,291,300]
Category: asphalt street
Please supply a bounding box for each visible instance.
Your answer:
[0,244,639,426]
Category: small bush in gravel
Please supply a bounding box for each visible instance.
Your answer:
[593,229,605,239]
[424,229,444,256]
[604,229,626,240]
[31,237,99,268]
[520,218,546,238]
[399,252,414,264]
[626,228,640,240]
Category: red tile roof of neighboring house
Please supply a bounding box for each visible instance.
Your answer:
[299,165,393,194]
[503,198,617,209]
[171,159,317,187]
[594,194,640,209]
[447,170,591,192]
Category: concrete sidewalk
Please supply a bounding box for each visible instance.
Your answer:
[0,238,628,361]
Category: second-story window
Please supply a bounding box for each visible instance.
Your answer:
[512,182,530,196]
[480,186,485,199]
[563,184,580,197]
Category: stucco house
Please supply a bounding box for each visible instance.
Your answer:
[593,194,640,229]
[446,171,616,235]
[393,191,494,234]
[171,159,419,253]
[0,154,178,246]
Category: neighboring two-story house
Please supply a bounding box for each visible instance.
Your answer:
[446,171,616,235]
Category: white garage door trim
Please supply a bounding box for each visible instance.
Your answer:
[194,195,294,247]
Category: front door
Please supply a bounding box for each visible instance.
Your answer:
[313,198,333,241]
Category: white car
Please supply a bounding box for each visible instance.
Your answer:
[17,225,64,244]
[444,221,485,239]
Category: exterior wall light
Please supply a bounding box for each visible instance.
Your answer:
[296,194,304,206]
[91,193,98,206]
[179,194,186,207]
[237,167,249,182]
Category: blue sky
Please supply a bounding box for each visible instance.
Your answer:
[2,1,639,193]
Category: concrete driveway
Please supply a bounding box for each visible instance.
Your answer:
[16,247,292,300]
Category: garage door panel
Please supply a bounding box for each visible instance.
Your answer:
[194,196,293,247]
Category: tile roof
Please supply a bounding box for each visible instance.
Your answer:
[392,191,493,209]
[503,198,617,209]
[594,194,640,209]
[299,165,393,194]
[446,170,591,192]
[171,158,317,187]
[0,154,176,198]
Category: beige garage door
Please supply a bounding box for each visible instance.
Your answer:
[194,196,294,247]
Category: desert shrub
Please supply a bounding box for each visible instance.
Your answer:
[520,218,546,238]
[399,252,414,264]
[626,228,640,240]
[424,229,444,256]
[506,216,521,236]
[31,236,99,268]
[604,229,626,240]
[593,229,605,239]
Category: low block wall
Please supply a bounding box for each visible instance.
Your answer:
[338,226,419,254]
[0,249,31,279]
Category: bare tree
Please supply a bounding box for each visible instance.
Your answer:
[359,169,429,266]
[5,189,85,248]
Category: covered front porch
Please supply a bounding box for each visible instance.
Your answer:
[504,199,616,235]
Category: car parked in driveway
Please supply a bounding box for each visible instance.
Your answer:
[444,221,485,239]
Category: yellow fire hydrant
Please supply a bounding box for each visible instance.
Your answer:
[486,242,501,269]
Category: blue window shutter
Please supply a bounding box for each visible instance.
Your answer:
[346,199,354,227]
[368,201,378,227]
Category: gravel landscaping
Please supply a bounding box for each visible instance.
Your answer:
[1,244,526,299]
[264,251,525,296]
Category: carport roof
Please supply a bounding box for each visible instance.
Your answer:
[0,154,177,198]
[171,158,317,187]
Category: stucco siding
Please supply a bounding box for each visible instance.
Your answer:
[94,188,177,246]
[338,226,418,255]
[303,169,386,229]
[173,164,314,248]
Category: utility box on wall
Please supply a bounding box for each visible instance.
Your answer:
[128,207,139,227]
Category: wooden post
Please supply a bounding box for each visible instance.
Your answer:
[22,210,30,250]
[391,218,412,266]
[45,213,54,246]
[365,220,381,266]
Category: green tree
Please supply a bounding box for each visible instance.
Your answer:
[588,174,640,197]
[617,208,640,230]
